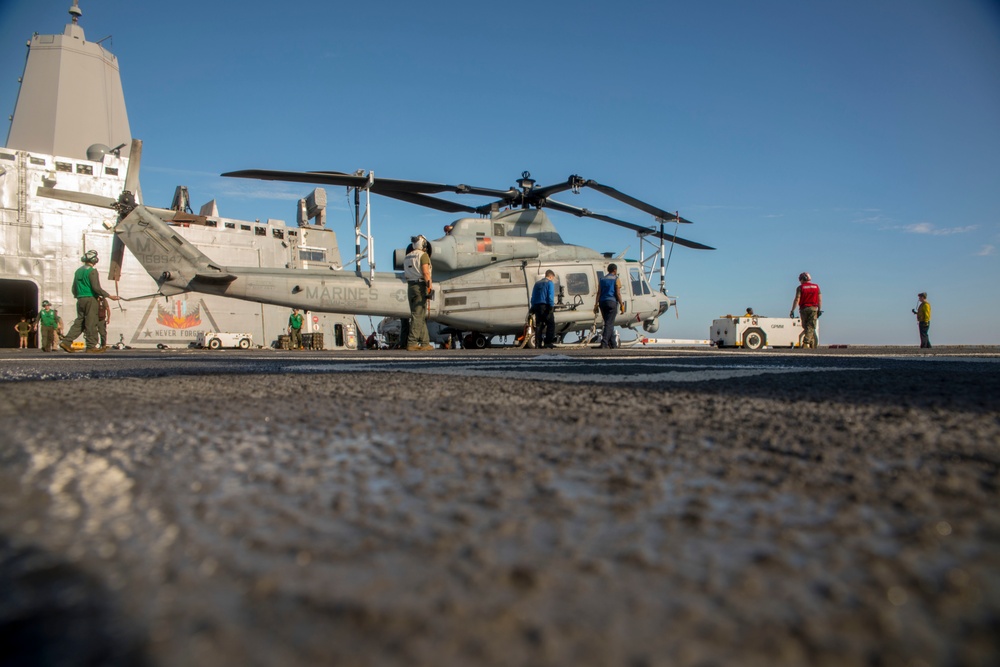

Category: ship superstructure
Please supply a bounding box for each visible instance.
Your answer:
[0,1,358,349]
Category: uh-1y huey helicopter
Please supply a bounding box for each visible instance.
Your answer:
[39,139,714,348]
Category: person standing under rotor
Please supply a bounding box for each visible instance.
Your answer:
[530,270,557,349]
[59,250,120,353]
[594,263,624,349]
[404,235,434,351]
[790,271,822,348]
[913,292,932,349]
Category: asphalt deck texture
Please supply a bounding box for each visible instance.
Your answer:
[0,347,998,667]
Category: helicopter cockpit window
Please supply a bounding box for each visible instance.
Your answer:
[629,268,650,296]
[493,223,506,236]
[566,273,589,296]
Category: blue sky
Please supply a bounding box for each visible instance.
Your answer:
[2,0,999,344]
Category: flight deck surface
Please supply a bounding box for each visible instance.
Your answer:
[1,347,998,666]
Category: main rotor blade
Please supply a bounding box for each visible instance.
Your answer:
[36,187,117,209]
[224,169,515,199]
[528,176,585,202]
[544,198,714,250]
[224,169,370,188]
[542,198,642,228]
[223,169,709,245]
[642,227,715,250]
[124,138,142,196]
[308,171,518,199]
[377,190,481,215]
[583,180,694,224]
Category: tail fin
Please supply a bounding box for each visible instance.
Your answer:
[118,206,235,295]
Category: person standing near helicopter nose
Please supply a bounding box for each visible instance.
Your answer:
[404,235,434,351]
[595,263,624,349]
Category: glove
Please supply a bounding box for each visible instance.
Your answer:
[619,303,626,314]
[789,310,796,318]
[593,305,600,315]
[818,310,824,318]
[912,309,917,315]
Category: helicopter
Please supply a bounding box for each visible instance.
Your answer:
[39,139,714,348]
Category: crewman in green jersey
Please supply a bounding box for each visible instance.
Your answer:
[59,250,120,353]
[288,308,304,350]
[36,300,58,351]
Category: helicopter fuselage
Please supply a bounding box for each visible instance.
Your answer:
[117,205,670,339]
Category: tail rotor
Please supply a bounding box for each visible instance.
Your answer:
[108,139,142,281]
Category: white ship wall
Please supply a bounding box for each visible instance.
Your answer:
[0,148,358,349]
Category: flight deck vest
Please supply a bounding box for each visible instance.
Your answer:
[798,282,820,308]
[599,274,619,303]
[72,266,95,298]
[38,309,57,328]
[404,250,428,282]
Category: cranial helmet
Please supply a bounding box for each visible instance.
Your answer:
[42,300,51,307]
[82,249,99,264]
[799,272,811,282]
[411,235,427,251]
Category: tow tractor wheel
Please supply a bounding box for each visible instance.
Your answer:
[742,328,766,351]
[464,333,490,349]
[208,337,222,350]
[238,338,251,349]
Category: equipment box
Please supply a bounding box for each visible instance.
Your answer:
[710,316,813,350]
[301,333,324,350]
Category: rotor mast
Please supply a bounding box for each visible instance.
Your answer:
[636,213,680,295]
[348,171,376,282]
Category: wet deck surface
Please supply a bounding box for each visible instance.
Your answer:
[2,347,999,666]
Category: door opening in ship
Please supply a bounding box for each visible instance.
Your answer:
[0,279,40,348]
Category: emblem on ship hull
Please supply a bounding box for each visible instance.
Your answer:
[132,296,221,346]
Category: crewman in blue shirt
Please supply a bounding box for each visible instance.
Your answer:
[594,263,624,349]
[530,270,557,349]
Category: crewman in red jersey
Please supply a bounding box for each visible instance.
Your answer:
[790,272,822,348]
